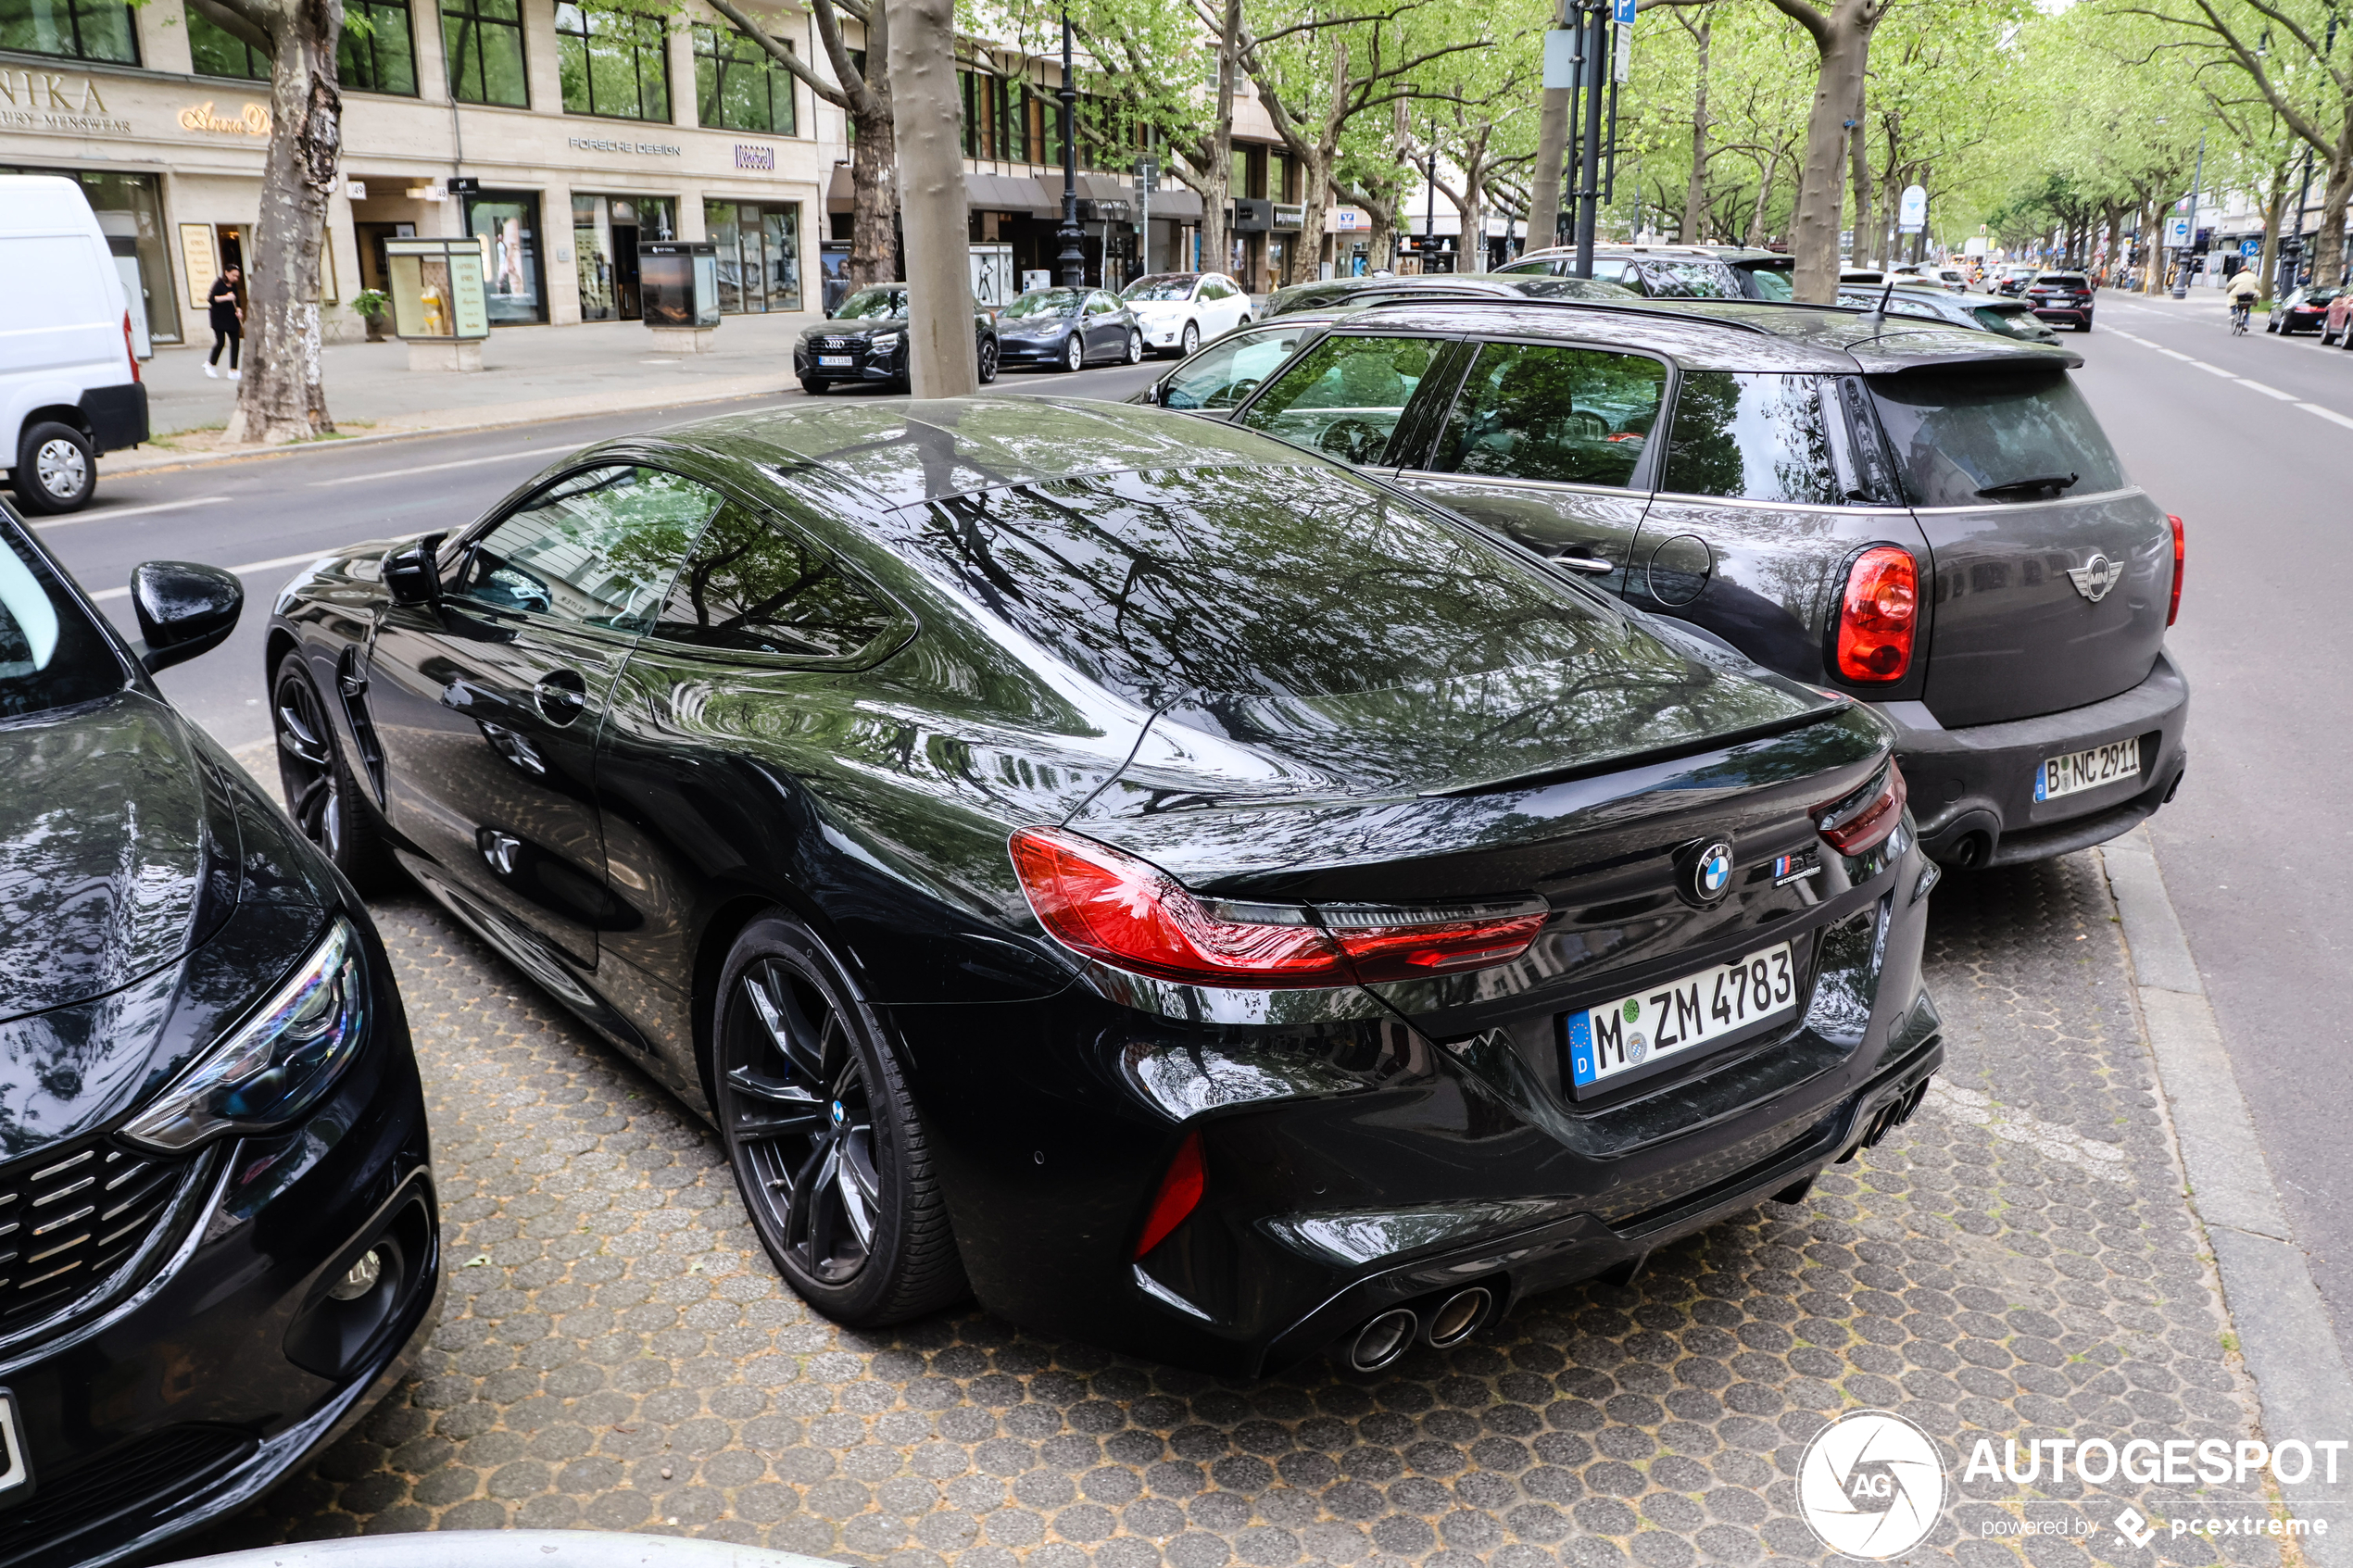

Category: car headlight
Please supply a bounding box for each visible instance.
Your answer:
[867,333,902,352]
[123,918,369,1151]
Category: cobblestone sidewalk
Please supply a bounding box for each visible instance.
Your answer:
[176,848,2276,1568]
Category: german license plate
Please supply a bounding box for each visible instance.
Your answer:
[2033,738,2139,801]
[817,355,853,368]
[0,1390,30,1501]
[1567,943,1798,1092]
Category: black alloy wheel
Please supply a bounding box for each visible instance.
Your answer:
[1179,320,1200,358]
[977,335,1000,383]
[271,650,396,890]
[1063,333,1086,372]
[1125,328,1144,365]
[713,916,965,1325]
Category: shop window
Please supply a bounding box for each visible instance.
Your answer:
[557,2,671,122]
[0,0,136,62]
[573,194,675,321]
[694,24,794,135]
[341,0,418,94]
[185,4,266,78]
[703,199,800,315]
[443,0,526,107]
[465,192,547,324]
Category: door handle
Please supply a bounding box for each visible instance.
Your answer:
[1557,555,1615,575]
[535,670,588,726]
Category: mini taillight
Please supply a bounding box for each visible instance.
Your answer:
[1134,1131,1204,1259]
[2167,513,2184,627]
[1815,762,1907,855]
[123,310,140,383]
[1834,546,1919,684]
[1007,826,1548,988]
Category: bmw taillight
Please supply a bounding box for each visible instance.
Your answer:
[1134,1131,1204,1259]
[2167,513,2185,627]
[1834,546,1919,684]
[1815,762,1907,855]
[1008,826,1549,988]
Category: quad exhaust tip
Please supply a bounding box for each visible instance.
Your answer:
[1349,1309,1417,1372]
[1426,1286,1491,1348]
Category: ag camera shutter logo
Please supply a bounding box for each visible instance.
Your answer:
[1797,1409,1946,1559]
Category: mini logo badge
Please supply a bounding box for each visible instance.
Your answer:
[2066,553,2120,603]
[1797,1409,1945,1559]
[1680,839,1736,906]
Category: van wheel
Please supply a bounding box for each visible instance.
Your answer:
[14,421,94,515]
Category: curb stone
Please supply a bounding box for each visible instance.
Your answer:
[2101,825,2353,1562]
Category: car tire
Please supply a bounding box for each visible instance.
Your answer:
[2267,315,2281,333]
[711,915,967,1327]
[976,335,999,384]
[13,420,94,515]
[1125,328,1144,365]
[271,648,400,893]
[1237,314,1252,328]
[1063,334,1085,372]
[799,378,828,395]
[2078,317,2093,332]
[1179,320,1200,358]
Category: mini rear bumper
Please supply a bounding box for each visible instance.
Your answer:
[1882,647,2190,867]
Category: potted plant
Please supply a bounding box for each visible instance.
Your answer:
[352,288,391,343]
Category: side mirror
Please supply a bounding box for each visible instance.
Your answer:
[130,560,242,673]
[384,533,446,606]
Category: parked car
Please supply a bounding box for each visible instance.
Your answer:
[993,286,1145,370]
[0,175,150,516]
[1713,249,1793,300]
[1137,314,1340,409]
[793,284,1000,394]
[1116,271,1253,358]
[2269,283,2342,336]
[266,398,1940,1376]
[2024,272,2095,331]
[1928,266,1969,293]
[1993,263,2041,296]
[1835,284,2064,344]
[0,505,437,1563]
[2323,290,2353,345]
[1207,300,2188,870]
[1262,271,1634,319]
[1498,245,1745,299]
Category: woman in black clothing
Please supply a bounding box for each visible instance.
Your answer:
[205,267,243,380]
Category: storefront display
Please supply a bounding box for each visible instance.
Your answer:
[639,240,719,330]
[704,199,802,314]
[573,194,675,321]
[464,191,546,324]
[383,235,489,339]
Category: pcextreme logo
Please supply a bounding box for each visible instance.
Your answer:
[1797,1409,1947,1559]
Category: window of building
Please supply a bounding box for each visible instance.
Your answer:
[573,193,676,320]
[704,200,801,313]
[694,24,793,134]
[465,191,547,323]
[185,5,265,78]
[341,0,418,94]
[557,2,671,121]
[0,0,136,63]
[443,0,527,107]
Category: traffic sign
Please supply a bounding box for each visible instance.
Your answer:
[1897,183,1926,234]
[1613,0,1636,24]
[2241,238,2262,258]
[2164,214,2192,247]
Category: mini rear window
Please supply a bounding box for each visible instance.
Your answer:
[1868,369,2128,508]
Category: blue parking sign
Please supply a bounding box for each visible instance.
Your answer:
[1614,0,1636,22]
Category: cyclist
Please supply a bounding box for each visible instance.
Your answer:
[2227,267,2261,332]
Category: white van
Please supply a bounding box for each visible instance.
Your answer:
[0,175,150,515]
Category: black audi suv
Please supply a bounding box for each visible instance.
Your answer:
[0,508,436,1564]
[265,396,1939,1375]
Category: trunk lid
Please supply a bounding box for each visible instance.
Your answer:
[1867,365,2170,728]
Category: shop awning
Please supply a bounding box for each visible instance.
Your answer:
[822,166,1202,222]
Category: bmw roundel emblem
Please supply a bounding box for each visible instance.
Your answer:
[830,1100,846,1126]
[1680,838,1737,906]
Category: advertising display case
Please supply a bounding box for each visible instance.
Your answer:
[383,236,491,371]
[640,240,721,350]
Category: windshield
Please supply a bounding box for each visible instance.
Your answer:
[1,517,126,721]
[1160,325,1313,409]
[1740,263,1795,301]
[834,288,907,320]
[1122,275,1198,302]
[1869,369,2129,508]
[1651,260,1742,298]
[1004,290,1080,319]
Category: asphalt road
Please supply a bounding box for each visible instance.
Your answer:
[35,357,1164,753]
[34,303,2353,1372]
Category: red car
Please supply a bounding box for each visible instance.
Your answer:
[2269,284,2341,335]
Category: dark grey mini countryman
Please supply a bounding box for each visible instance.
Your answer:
[1209,301,2188,869]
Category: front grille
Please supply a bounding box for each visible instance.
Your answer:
[0,1138,189,1336]
[0,1424,256,1566]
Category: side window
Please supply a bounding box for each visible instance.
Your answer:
[1236,333,1436,463]
[447,465,721,629]
[1161,326,1309,408]
[649,505,899,659]
[1089,293,1117,315]
[1431,342,1667,489]
[1661,372,1842,505]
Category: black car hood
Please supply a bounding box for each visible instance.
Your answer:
[0,691,340,1160]
[802,318,907,340]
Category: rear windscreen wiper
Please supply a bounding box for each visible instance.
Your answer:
[1975,471,2080,499]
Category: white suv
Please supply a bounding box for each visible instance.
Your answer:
[1117,272,1253,358]
[0,176,149,515]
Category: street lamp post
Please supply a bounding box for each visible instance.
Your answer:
[2171,131,2204,300]
[1056,11,1085,288]
[1424,116,1438,273]
[1571,0,1605,278]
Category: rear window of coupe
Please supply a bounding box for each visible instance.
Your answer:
[1868,369,2128,508]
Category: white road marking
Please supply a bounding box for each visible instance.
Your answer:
[2236,379,2298,400]
[310,448,555,486]
[32,495,228,527]
[1921,1079,2131,1185]
[2183,359,2235,376]
[89,548,330,602]
[2296,401,2353,431]
[2155,346,2194,361]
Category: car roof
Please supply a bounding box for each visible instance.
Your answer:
[1314,298,2082,372]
